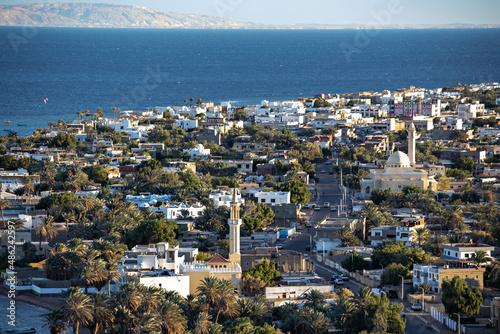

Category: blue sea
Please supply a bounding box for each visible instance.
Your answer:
[0,27,499,136]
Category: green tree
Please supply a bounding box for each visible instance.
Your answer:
[380,263,409,286]
[244,259,282,287]
[441,276,483,316]
[274,180,311,205]
[454,157,475,172]
[412,227,431,246]
[86,166,108,186]
[341,252,367,272]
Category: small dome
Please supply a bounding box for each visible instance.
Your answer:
[386,151,412,168]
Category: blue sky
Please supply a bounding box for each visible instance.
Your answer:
[3,0,500,25]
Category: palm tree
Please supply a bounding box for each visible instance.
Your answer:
[418,283,432,295]
[89,292,114,334]
[9,218,25,230]
[85,110,90,120]
[49,121,55,131]
[197,276,222,308]
[35,215,58,254]
[214,280,237,323]
[113,107,120,119]
[471,250,492,267]
[354,286,373,317]
[43,309,68,334]
[132,312,161,334]
[428,235,448,256]
[302,308,332,334]
[63,212,77,232]
[0,199,9,228]
[412,227,431,246]
[104,263,121,296]
[192,312,211,334]
[454,222,472,236]
[61,289,93,334]
[158,300,187,334]
[97,107,104,119]
[184,99,188,106]
[189,97,194,107]
[305,289,326,311]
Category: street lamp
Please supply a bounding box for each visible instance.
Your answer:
[398,275,404,303]
[454,313,461,334]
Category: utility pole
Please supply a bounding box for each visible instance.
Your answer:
[399,275,404,303]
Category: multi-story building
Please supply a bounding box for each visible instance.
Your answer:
[255,191,291,206]
[272,203,301,227]
[391,100,441,117]
[412,264,485,293]
[120,242,185,274]
[370,224,423,246]
[209,188,244,208]
[458,102,485,120]
[440,147,486,163]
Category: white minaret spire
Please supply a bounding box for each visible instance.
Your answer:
[228,187,242,264]
[408,122,416,168]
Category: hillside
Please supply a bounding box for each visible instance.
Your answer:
[0,3,258,29]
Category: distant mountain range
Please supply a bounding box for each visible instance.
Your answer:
[0,3,498,29]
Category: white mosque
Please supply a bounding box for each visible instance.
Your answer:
[360,123,437,197]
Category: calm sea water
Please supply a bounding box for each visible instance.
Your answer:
[0,295,47,332]
[0,27,499,136]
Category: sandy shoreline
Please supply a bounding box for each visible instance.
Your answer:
[0,284,63,310]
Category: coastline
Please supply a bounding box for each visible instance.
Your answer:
[0,284,63,310]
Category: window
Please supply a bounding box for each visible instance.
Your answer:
[465,253,469,258]
[261,199,265,203]
[271,199,276,203]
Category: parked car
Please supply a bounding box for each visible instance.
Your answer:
[334,279,344,285]
[332,275,340,280]
[329,169,334,174]
[371,288,386,296]
[321,169,326,173]
[276,244,283,250]
[325,160,332,165]
[340,274,349,280]
[314,206,321,211]
[303,204,310,209]
[330,206,336,211]
[305,246,311,251]
[324,202,330,208]
[305,222,312,228]
[411,303,422,311]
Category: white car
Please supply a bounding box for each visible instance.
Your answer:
[411,303,422,311]
[324,202,330,208]
[321,169,326,173]
[325,160,332,165]
[340,274,349,280]
[334,279,344,285]
[276,244,283,250]
[314,206,321,211]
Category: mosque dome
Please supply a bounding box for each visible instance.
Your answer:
[386,151,412,169]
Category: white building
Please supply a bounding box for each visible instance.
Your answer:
[458,102,486,120]
[441,243,494,262]
[370,225,421,246]
[255,191,291,205]
[174,118,198,131]
[209,188,244,208]
[121,242,185,274]
[149,202,206,221]
[183,144,210,159]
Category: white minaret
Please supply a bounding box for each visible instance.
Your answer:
[408,122,416,168]
[228,188,242,264]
